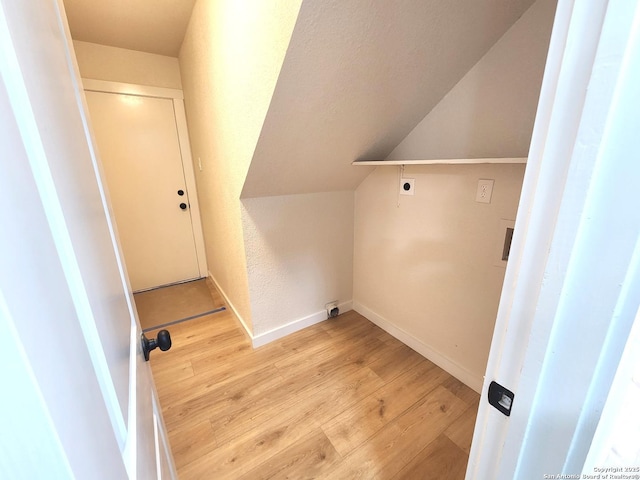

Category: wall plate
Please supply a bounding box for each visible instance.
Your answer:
[475,179,494,203]
[400,178,415,196]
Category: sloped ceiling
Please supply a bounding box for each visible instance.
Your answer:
[63,0,538,198]
[241,0,536,198]
[63,0,195,56]
[388,0,556,161]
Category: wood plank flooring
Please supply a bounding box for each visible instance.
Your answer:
[135,278,224,332]
[149,291,479,479]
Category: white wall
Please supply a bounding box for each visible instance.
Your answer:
[72,41,183,89]
[241,191,354,344]
[353,0,555,391]
[178,0,302,332]
[354,164,525,390]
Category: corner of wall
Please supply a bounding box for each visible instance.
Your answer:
[241,191,355,344]
[177,1,303,340]
[352,0,554,390]
[207,271,253,341]
[252,300,353,348]
[353,301,483,392]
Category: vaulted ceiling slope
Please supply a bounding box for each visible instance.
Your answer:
[63,0,196,57]
[241,0,536,198]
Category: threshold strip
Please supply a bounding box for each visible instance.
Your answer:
[142,306,226,333]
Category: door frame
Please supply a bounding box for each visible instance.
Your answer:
[467,0,640,477]
[83,78,209,287]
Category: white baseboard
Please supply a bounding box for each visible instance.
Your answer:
[353,301,482,393]
[252,300,353,348]
[208,270,353,349]
[207,272,254,341]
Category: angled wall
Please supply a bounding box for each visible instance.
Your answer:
[236,0,536,343]
[178,0,302,331]
[73,41,182,89]
[353,0,556,391]
[241,0,536,198]
[177,0,551,350]
[387,0,556,159]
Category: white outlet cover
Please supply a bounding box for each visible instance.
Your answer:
[400,178,415,196]
[475,179,494,203]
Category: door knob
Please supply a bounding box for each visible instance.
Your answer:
[141,330,172,361]
[179,202,187,210]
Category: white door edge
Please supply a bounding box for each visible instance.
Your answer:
[152,387,179,480]
[0,291,75,478]
[3,0,176,477]
[0,6,127,444]
[467,0,640,477]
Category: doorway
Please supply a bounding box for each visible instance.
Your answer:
[83,80,207,292]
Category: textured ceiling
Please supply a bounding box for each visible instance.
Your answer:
[241,0,537,198]
[62,0,196,56]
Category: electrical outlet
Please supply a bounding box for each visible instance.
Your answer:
[400,178,415,196]
[475,179,494,204]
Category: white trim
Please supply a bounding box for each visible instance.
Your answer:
[152,411,161,478]
[352,157,527,166]
[210,269,354,348]
[0,11,127,444]
[153,390,178,480]
[583,306,640,471]
[81,78,183,100]
[122,323,137,478]
[353,301,482,393]
[252,301,354,348]
[173,99,208,278]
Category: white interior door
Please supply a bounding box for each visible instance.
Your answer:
[0,0,175,478]
[84,89,202,292]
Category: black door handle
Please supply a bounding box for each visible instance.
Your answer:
[141,330,172,361]
[179,202,187,210]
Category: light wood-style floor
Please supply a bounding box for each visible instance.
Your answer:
[149,287,479,479]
